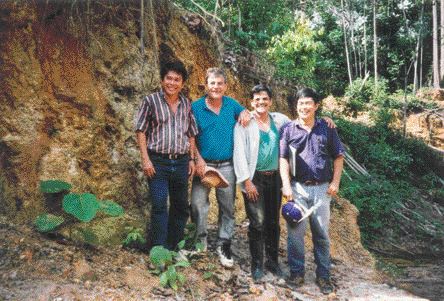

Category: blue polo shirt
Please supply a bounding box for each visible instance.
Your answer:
[279,118,345,183]
[192,96,245,161]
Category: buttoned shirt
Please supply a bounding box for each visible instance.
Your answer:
[192,95,244,161]
[279,118,345,183]
[135,90,198,155]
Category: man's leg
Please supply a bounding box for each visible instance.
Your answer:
[190,176,211,249]
[264,173,282,264]
[287,182,310,277]
[310,183,331,280]
[243,173,265,280]
[147,160,169,248]
[214,163,236,244]
[167,158,190,250]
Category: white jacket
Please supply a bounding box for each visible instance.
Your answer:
[233,112,290,191]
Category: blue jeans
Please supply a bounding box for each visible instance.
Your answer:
[287,182,331,279]
[190,162,236,246]
[148,154,189,250]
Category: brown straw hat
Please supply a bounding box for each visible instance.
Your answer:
[201,166,229,188]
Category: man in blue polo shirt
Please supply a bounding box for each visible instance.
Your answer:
[191,67,250,268]
[280,88,344,294]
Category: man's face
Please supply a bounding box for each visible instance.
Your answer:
[206,74,227,100]
[161,71,184,98]
[251,91,272,114]
[296,97,319,120]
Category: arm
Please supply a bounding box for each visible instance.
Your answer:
[193,143,206,177]
[233,124,258,201]
[188,136,196,178]
[136,131,155,178]
[238,109,252,127]
[322,116,336,128]
[327,155,344,196]
[279,158,293,200]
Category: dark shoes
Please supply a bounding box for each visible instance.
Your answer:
[251,267,265,282]
[286,273,305,287]
[264,260,284,278]
[316,277,335,295]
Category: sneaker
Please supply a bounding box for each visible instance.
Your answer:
[175,249,189,262]
[264,260,284,278]
[286,273,304,287]
[316,277,334,295]
[217,244,234,268]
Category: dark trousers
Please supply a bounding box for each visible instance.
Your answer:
[148,155,189,250]
[242,171,282,268]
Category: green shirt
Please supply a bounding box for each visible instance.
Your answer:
[256,119,279,171]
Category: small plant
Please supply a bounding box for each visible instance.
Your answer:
[122,227,146,247]
[149,245,190,290]
[34,180,124,233]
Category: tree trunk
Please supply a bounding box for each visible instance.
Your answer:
[433,0,440,88]
[441,0,444,79]
[373,0,378,86]
[414,0,425,92]
[342,0,353,85]
[364,1,368,76]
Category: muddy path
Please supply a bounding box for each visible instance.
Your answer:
[0,217,429,301]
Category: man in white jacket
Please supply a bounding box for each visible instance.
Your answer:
[233,84,290,281]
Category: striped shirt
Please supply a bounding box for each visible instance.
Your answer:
[135,90,198,155]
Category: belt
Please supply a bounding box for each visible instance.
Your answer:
[149,151,188,160]
[302,180,325,186]
[205,159,232,164]
[256,170,278,176]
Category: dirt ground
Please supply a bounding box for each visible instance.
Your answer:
[0,215,428,301]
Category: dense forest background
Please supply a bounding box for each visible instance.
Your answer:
[175,0,435,95]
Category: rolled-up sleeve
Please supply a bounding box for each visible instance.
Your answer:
[328,127,345,158]
[135,96,150,133]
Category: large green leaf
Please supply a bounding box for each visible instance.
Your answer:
[99,200,124,217]
[40,180,72,193]
[149,246,173,269]
[34,213,64,232]
[62,193,99,222]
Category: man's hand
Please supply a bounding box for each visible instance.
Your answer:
[281,184,293,200]
[238,109,252,127]
[142,159,156,178]
[327,181,339,196]
[188,160,196,178]
[244,179,259,202]
[323,117,336,128]
[195,158,207,177]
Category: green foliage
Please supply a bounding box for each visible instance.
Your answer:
[34,213,65,232]
[122,227,146,247]
[99,200,124,217]
[267,15,323,87]
[40,180,72,193]
[337,117,442,242]
[63,193,100,222]
[149,245,190,290]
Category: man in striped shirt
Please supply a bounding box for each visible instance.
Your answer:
[135,61,198,250]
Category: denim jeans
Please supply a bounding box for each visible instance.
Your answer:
[190,162,236,246]
[148,154,189,250]
[242,171,282,262]
[287,182,331,279]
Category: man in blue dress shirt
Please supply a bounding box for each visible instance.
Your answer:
[279,87,344,294]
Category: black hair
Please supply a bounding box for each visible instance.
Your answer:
[160,61,188,81]
[250,84,273,99]
[287,87,320,117]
